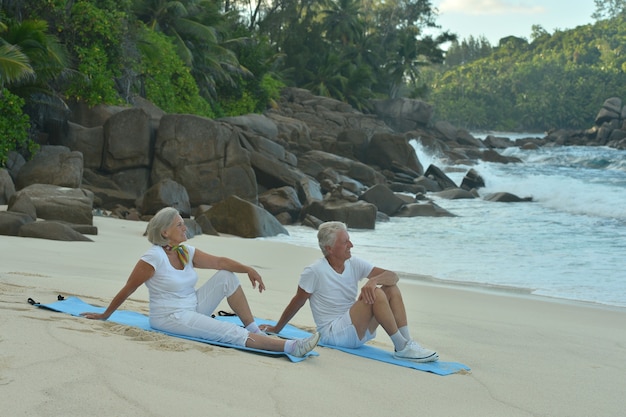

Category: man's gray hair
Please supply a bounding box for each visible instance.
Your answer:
[146,207,180,246]
[317,221,347,256]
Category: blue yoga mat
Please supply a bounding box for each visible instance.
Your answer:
[216,316,470,376]
[34,297,469,375]
[33,296,317,363]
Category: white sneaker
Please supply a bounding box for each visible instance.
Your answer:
[291,332,321,357]
[394,340,439,362]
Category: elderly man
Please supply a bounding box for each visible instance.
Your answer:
[262,221,438,362]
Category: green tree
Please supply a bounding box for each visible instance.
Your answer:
[592,0,626,20]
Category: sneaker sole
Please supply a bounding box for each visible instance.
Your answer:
[393,352,439,363]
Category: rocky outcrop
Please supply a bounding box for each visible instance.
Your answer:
[3,86,550,241]
[541,97,626,149]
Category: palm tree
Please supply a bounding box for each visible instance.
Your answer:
[133,0,248,101]
[0,21,35,89]
[0,19,68,94]
[320,0,364,46]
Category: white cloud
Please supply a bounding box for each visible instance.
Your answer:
[438,0,545,15]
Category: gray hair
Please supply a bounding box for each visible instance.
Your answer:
[146,207,180,246]
[317,221,347,256]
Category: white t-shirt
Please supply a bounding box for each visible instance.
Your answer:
[142,244,198,318]
[299,256,374,334]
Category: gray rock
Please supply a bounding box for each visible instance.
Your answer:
[302,199,377,229]
[259,186,302,222]
[18,221,93,241]
[432,188,476,200]
[102,108,151,173]
[395,202,456,217]
[204,195,288,238]
[15,145,83,189]
[141,179,191,217]
[15,184,94,225]
[359,184,406,216]
[0,211,35,236]
[366,132,424,175]
[0,168,15,204]
[7,192,36,220]
[151,114,257,206]
[484,192,533,202]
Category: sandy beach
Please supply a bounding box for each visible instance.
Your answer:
[1,215,624,417]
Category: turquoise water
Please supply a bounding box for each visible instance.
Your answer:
[265,140,626,308]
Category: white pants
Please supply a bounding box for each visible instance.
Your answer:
[150,270,250,346]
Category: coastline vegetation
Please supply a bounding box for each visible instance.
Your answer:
[1,0,625,166]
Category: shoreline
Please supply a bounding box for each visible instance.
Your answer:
[398,271,626,313]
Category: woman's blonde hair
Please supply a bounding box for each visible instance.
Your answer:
[317,221,347,256]
[146,207,180,246]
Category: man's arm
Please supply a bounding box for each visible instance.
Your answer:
[360,266,399,304]
[367,267,399,286]
[261,286,311,334]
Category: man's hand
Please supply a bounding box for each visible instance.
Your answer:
[359,280,378,304]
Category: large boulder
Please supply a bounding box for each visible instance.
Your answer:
[365,132,424,175]
[298,150,386,187]
[0,168,15,204]
[7,192,37,220]
[297,176,324,206]
[595,97,622,125]
[0,211,34,236]
[424,164,458,190]
[18,221,93,241]
[263,112,313,153]
[141,179,191,217]
[461,168,485,191]
[68,101,126,128]
[394,202,456,217]
[301,199,377,229]
[358,184,406,216]
[151,114,258,206]
[60,122,104,170]
[220,113,279,140]
[15,184,94,225]
[15,146,83,190]
[203,195,288,238]
[432,188,476,200]
[259,186,302,223]
[81,169,138,210]
[101,108,152,173]
[484,192,533,202]
[238,130,305,190]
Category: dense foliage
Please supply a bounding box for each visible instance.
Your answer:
[427,16,626,131]
[0,0,452,167]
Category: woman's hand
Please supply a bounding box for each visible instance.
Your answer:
[80,312,109,320]
[247,267,266,293]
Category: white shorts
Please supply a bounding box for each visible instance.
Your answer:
[322,310,376,348]
[149,270,249,346]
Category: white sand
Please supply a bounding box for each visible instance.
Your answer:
[1,216,624,417]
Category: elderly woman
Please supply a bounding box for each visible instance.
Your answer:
[81,207,319,357]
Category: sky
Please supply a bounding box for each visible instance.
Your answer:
[431,0,597,46]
